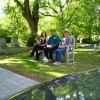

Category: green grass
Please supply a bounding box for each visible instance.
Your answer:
[0,48,100,82]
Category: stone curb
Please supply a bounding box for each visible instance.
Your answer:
[3,47,33,55]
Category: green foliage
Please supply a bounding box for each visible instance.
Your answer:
[1,0,100,46]
[82,38,94,44]
[1,1,30,45]
[38,0,100,40]
[0,30,7,38]
[6,37,11,43]
[82,37,100,45]
[93,40,100,45]
[0,50,4,55]
[26,33,37,47]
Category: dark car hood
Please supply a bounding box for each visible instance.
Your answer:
[8,67,100,100]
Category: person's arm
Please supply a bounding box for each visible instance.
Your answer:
[59,37,72,48]
[56,36,60,46]
[67,37,72,46]
[59,38,66,48]
[35,38,40,44]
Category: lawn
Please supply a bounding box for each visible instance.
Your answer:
[0,48,100,82]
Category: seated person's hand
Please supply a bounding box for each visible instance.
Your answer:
[47,45,53,48]
[35,38,40,44]
[35,38,38,41]
[59,45,65,48]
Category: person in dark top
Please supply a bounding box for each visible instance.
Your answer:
[44,29,60,62]
[29,31,47,60]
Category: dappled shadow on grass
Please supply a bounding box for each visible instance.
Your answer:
[0,55,78,82]
[0,50,100,82]
[74,49,100,68]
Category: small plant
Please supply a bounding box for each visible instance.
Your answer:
[0,49,5,55]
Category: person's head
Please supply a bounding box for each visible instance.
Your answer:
[63,29,69,37]
[50,29,56,36]
[41,31,47,38]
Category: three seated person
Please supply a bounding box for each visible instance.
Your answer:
[29,29,72,65]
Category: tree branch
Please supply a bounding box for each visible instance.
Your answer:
[14,0,24,10]
[24,0,31,16]
[65,8,77,24]
[39,12,57,17]
[50,7,58,14]
[46,1,59,14]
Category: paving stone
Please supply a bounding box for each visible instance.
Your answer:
[0,67,39,100]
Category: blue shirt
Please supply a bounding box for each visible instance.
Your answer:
[62,36,72,46]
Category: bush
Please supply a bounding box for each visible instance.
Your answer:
[93,40,100,46]
[0,50,4,55]
[82,38,93,44]
[77,40,80,43]
[6,37,11,43]
[26,34,37,47]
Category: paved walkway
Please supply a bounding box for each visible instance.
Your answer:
[0,67,39,100]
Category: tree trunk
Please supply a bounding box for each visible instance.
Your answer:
[74,35,78,49]
[23,3,39,34]
[23,2,39,46]
[14,0,39,46]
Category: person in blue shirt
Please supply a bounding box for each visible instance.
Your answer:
[44,29,60,62]
[53,29,72,65]
[29,31,48,60]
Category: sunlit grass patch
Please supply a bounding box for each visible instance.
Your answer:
[0,48,100,82]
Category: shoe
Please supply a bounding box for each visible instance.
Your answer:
[53,62,58,65]
[28,55,33,57]
[54,62,61,65]
[48,59,53,62]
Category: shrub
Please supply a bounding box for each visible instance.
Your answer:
[82,38,93,44]
[77,40,80,43]
[26,34,37,47]
[6,37,11,43]
[0,50,4,55]
[93,40,100,46]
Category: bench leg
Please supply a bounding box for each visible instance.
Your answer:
[65,52,69,64]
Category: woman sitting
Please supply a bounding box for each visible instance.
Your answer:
[53,29,72,65]
[29,31,47,60]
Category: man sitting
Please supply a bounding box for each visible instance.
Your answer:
[44,29,60,62]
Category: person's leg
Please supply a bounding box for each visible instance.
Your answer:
[35,46,44,59]
[44,47,49,59]
[54,48,59,61]
[48,46,58,60]
[57,48,66,62]
[29,44,39,57]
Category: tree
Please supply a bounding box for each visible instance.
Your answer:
[14,0,39,35]
[2,0,100,46]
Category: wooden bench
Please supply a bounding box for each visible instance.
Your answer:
[60,38,75,64]
[38,38,75,64]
